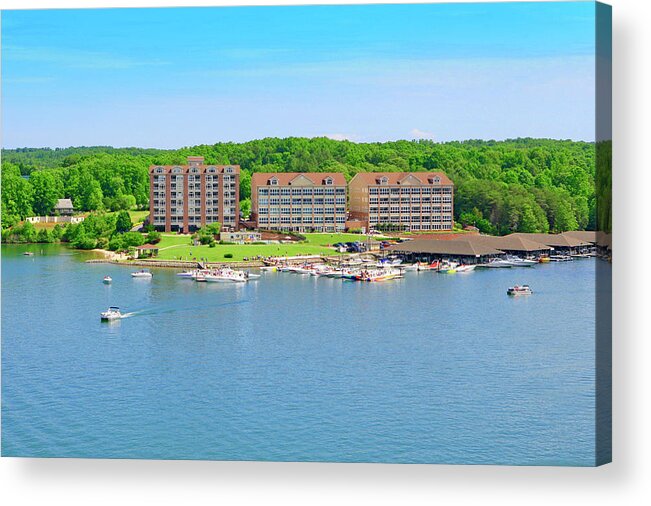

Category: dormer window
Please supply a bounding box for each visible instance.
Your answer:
[269,177,278,185]
[430,176,441,184]
[379,176,389,185]
[225,167,234,173]
[172,167,183,174]
[207,167,216,173]
[324,177,333,185]
[155,167,164,174]
[190,167,199,174]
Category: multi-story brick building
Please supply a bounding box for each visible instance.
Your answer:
[149,156,240,233]
[348,172,454,232]
[250,173,347,232]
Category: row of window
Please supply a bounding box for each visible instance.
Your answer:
[258,216,347,224]
[258,207,345,215]
[369,205,453,212]
[258,187,343,196]
[369,215,453,222]
[258,197,346,206]
[369,187,452,195]
[153,166,236,174]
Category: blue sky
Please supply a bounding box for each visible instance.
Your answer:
[1,2,596,148]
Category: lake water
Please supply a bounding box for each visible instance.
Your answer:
[1,244,604,465]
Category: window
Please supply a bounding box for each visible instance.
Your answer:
[324,177,333,185]
[172,167,182,174]
[155,167,164,174]
[269,178,278,186]
[225,167,234,173]
[380,177,388,185]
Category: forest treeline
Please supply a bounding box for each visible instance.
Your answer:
[2,137,608,235]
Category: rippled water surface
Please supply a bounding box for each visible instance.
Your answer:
[2,244,603,464]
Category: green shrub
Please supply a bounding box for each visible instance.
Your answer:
[208,242,216,248]
[223,253,233,259]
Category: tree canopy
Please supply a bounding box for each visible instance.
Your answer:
[2,137,606,235]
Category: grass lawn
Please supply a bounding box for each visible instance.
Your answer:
[128,210,149,224]
[153,232,375,262]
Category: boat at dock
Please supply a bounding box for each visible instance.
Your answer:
[507,285,533,296]
[505,255,538,267]
[176,270,196,278]
[131,270,153,278]
[100,306,122,321]
[483,258,513,268]
[455,264,476,273]
[549,255,573,262]
[354,267,402,282]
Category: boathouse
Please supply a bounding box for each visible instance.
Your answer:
[506,233,593,254]
[386,239,503,264]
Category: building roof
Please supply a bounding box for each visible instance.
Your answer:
[506,233,592,248]
[386,239,503,257]
[136,243,160,250]
[251,172,347,187]
[54,198,74,209]
[464,234,552,252]
[350,171,453,186]
[561,231,598,243]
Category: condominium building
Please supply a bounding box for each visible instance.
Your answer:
[250,173,347,232]
[149,156,240,233]
[348,172,454,232]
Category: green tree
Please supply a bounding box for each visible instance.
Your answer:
[29,171,61,215]
[115,210,133,233]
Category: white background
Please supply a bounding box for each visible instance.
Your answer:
[0,0,649,504]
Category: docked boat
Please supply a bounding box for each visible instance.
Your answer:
[204,268,248,283]
[416,260,440,271]
[455,264,476,273]
[507,285,533,296]
[100,306,122,321]
[484,258,513,268]
[399,264,419,271]
[259,265,278,272]
[23,251,34,256]
[505,256,538,267]
[354,268,402,282]
[103,275,112,284]
[549,255,573,262]
[131,270,153,278]
[176,270,196,278]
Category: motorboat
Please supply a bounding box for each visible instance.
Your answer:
[484,258,513,268]
[455,264,476,273]
[23,251,34,256]
[131,270,153,278]
[354,267,402,282]
[507,285,533,296]
[176,270,196,278]
[399,264,419,271]
[260,265,278,272]
[100,306,122,321]
[505,255,538,267]
[103,275,112,284]
[204,268,248,283]
[549,255,573,262]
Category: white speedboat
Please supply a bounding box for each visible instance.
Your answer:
[177,270,195,278]
[484,258,512,268]
[260,265,278,272]
[100,306,122,321]
[505,256,538,267]
[507,285,533,296]
[131,270,153,278]
[204,269,248,283]
[103,275,112,284]
[549,255,573,262]
[455,264,476,273]
[399,264,419,271]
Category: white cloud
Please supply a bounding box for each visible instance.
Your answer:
[410,128,435,140]
[324,133,360,142]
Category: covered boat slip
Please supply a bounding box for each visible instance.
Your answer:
[386,239,503,264]
[386,232,595,263]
